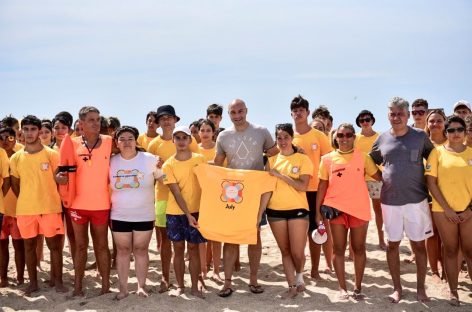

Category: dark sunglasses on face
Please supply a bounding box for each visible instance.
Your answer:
[412,110,426,116]
[446,127,465,134]
[336,132,354,139]
[359,117,372,123]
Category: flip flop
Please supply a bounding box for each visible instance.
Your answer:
[218,287,234,298]
[248,284,264,294]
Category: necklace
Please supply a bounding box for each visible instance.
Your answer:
[82,135,100,167]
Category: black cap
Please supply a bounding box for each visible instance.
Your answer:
[156,105,180,122]
[355,110,375,127]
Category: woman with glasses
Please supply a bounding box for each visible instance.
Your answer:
[266,123,312,299]
[354,110,386,251]
[425,116,472,306]
[316,123,381,300]
[109,126,161,300]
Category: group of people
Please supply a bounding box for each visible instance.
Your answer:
[0,96,471,306]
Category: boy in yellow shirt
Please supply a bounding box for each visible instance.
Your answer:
[162,126,206,298]
[10,115,67,295]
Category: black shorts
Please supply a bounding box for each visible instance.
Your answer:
[110,220,154,232]
[266,208,309,222]
[0,212,3,233]
[306,191,318,232]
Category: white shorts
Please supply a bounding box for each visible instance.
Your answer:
[381,199,433,242]
[366,181,382,199]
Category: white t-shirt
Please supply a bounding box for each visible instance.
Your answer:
[110,152,159,222]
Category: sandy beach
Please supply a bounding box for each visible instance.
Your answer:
[1,219,471,312]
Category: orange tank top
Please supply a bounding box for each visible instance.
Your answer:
[322,149,371,221]
[72,135,112,211]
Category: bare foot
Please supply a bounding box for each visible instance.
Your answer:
[24,283,39,296]
[448,289,460,306]
[114,292,129,301]
[431,272,442,284]
[324,267,333,274]
[338,289,349,300]
[211,272,224,284]
[198,275,207,290]
[352,289,365,301]
[296,283,305,292]
[170,286,184,297]
[55,283,69,293]
[137,287,149,298]
[404,255,415,264]
[191,288,205,299]
[310,270,322,280]
[66,289,85,300]
[416,288,430,302]
[280,287,297,299]
[158,280,170,293]
[388,289,402,303]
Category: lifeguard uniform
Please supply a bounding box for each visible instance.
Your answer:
[319,149,377,228]
[68,135,112,225]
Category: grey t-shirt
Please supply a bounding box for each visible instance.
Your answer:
[369,127,434,206]
[216,122,275,170]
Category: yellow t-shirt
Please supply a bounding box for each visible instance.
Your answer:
[267,153,313,210]
[147,136,198,201]
[9,147,62,216]
[197,145,216,163]
[293,128,332,191]
[319,150,378,181]
[14,143,24,152]
[162,153,205,215]
[354,132,380,181]
[0,148,10,214]
[137,133,158,151]
[425,146,472,212]
[194,164,277,244]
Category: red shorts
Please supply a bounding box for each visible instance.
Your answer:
[68,208,109,225]
[0,216,22,240]
[16,213,65,239]
[329,213,368,229]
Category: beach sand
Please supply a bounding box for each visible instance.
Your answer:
[1,221,471,311]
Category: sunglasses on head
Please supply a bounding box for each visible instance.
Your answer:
[411,110,426,116]
[358,117,372,123]
[446,127,465,134]
[336,132,354,139]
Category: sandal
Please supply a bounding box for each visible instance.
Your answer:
[248,284,264,294]
[352,289,365,301]
[218,287,234,298]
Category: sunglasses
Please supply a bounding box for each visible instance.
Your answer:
[412,110,426,116]
[336,132,354,139]
[358,117,372,123]
[446,127,465,134]
[0,135,15,142]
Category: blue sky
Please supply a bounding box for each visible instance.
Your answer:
[0,0,471,133]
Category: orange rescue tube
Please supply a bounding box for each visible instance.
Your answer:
[58,134,77,208]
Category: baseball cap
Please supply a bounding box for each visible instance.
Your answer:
[172,126,191,136]
[453,100,471,112]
